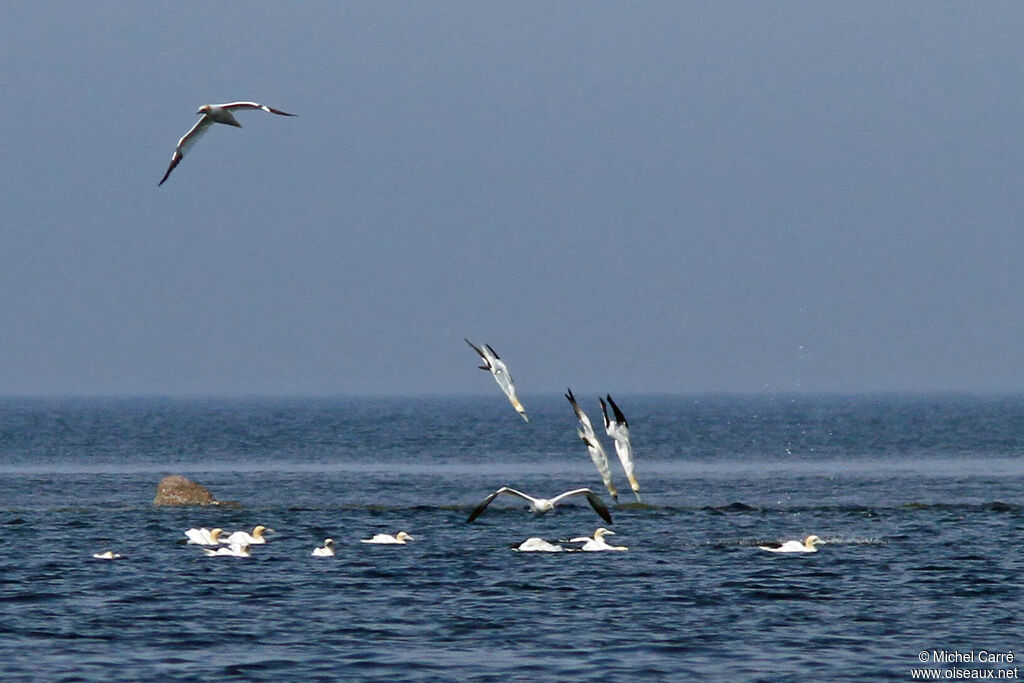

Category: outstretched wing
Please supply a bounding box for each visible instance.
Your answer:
[605,394,628,428]
[159,116,214,186]
[217,101,297,116]
[466,486,530,522]
[464,338,491,371]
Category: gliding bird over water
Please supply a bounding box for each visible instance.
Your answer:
[566,388,618,502]
[159,101,296,186]
[464,339,529,422]
[467,487,613,524]
[600,395,641,502]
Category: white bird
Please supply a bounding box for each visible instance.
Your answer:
[514,537,564,552]
[159,101,297,185]
[570,527,628,552]
[92,551,122,560]
[600,395,641,502]
[312,539,335,556]
[361,531,415,545]
[465,339,529,422]
[759,535,824,553]
[466,486,613,524]
[185,527,224,545]
[203,542,251,557]
[566,388,618,502]
[221,525,271,545]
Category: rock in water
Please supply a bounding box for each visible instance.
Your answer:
[154,475,219,506]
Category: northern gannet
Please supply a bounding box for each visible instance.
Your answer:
[203,542,251,557]
[758,535,823,553]
[312,539,335,556]
[565,388,618,502]
[466,486,613,524]
[221,525,271,545]
[185,527,224,545]
[600,395,641,502]
[464,339,529,422]
[571,527,628,552]
[360,531,414,544]
[159,102,297,185]
[92,551,123,560]
[514,537,564,552]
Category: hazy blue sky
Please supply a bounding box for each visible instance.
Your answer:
[2,3,1022,396]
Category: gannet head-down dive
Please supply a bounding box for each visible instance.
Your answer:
[221,525,271,545]
[185,527,224,546]
[312,539,335,556]
[361,531,415,544]
[570,527,628,552]
[466,486,613,524]
[159,102,297,186]
[600,395,641,502]
[203,542,251,557]
[465,339,529,422]
[758,535,824,553]
[566,388,618,502]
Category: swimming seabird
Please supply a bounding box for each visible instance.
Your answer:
[566,388,618,502]
[203,542,251,557]
[221,525,270,545]
[158,101,297,185]
[600,395,641,502]
[312,539,335,556]
[758,535,823,553]
[466,486,613,524]
[571,527,628,552]
[465,339,529,422]
[360,531,415,544]
[185,527,224,545]
[92,551,123,560]
[514,537,564,552]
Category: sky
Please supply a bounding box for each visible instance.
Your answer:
[2,3,1023,396]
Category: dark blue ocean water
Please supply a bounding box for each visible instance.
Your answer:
[0,395,1021,681]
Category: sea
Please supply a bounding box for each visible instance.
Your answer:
[0,394,1020,682]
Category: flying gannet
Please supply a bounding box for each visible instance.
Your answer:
[221,525,271,545]
[361,531,414,545]
[566,388,618,502]
[600,395,641,502]
[159,102,297,185]
[466,486,613,524]
[185,527,224,546]
[203,542,251,557]
[312,539,335,556]
[758,535,823,553]
[571,527,628,552]
[464,339,529,422]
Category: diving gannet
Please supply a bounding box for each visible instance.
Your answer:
[203,542,251,557]
[571,527,628,552]
[221,525,270,545]
[159,102,296,185]
[464,339,529,422]
[185,527,224,545]
[600,395,641,502]
[514,537,565,552]
[361,531,414,544]
[466,486,613,524]
[566,388,618,502]
[312,539,335,556]
[758,535,823,553]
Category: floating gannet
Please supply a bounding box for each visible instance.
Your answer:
[466,486,613,524]
[203,542,251,557]
[600,395,641,502]
[514,537,564,552]
[360,531,414,545]
[465,339,529,422]
[185,527,224,545]
[159,101,297,185]
[92,551,123,560]
[566,388,618,502]
[571,527,628,552]
[758,535,823,553]
[221,525,270,545]
[312,539,335,557]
